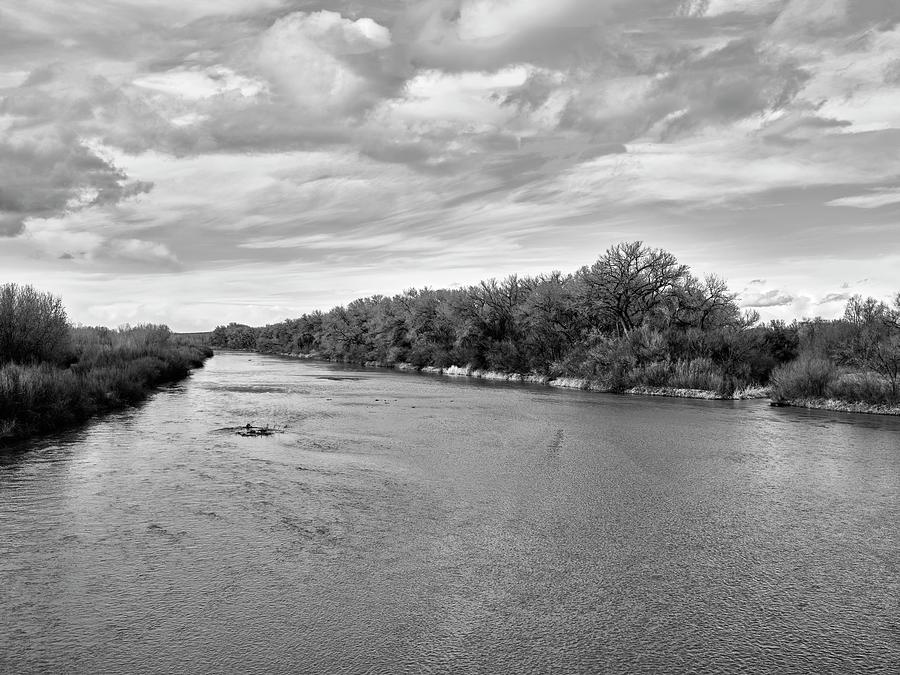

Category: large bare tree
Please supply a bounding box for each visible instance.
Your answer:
[576,241,690,334]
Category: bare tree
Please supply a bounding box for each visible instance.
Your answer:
[668,273,742,330]
[0,283,72,364]
[517,272,581,369]
[884,293,900,330]
[576,241,689,334]
[869,336,900,401]
[843,295,888,328]
[841,294,900,401]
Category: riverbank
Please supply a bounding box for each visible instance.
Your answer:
[625,385,770,400]
[273,352,770,401]
[777,398,900,416]
[242,351,900,415]
[0,335,212,447]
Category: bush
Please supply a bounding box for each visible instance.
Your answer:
[669,358,724,391]
[633,360,672,387]
[0,363,91,437]
[0,324,211,445]
[827,372,894,405]
[569,333,635,391]
[770,355,836,400]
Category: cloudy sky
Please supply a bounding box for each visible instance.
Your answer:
[2,0,899,330]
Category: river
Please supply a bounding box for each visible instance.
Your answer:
[1,351,898,673]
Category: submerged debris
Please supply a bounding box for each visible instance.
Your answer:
[215,423,286,437]
[237,423,285,437]
[238,425,273,437]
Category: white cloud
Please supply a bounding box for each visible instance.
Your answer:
[818,292,851,304]
[290,11,392,54]
[702,0,784,17]
[817,88,900,133]
[0,70,29,88]
[457,0,588,40]
[2,0,285,31]
[741,289,795,307]
[23,214,179,266]
[258,10,392,116]
[24,218,105,254]
[133,67,266,101]
[827,189,900,209]
[770,0,847,37]
[382,67,530,126]
[106,238,179,265]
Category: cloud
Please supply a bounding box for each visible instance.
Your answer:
[741,289,795,307]
[0,134,152,236]
[133,66,267,101]
[3,0,900,328]
[381,66,529,126]
[819,292,850,304]
[257,11,395,117]
[699,0,784,18]
[455,0,603,40]
[23,213,179,268]
[826,188,900,209]
[396,0,630,73]
[769,0,848,38]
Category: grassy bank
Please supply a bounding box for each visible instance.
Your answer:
[281,352,771,401]
[774,398,900,416]
[1,298,212,446]
[769,355,900,415]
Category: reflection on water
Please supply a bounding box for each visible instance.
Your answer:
[2,352,899,673]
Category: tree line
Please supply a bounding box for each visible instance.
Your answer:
[210,242,897,405]
[211,242,900,405]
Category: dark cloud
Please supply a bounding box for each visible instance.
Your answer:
[653,39,810,139]
[0,135,150,236]
[0,214,26,237]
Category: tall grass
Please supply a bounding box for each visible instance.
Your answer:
[667,358,725,392]
[826,371,896,405]
[769,355,836,401]
[770,354,898,405]
[0,325,212,445]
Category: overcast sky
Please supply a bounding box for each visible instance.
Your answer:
[2,0,899,331]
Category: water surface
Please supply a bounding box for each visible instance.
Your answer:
[2,352,899,673]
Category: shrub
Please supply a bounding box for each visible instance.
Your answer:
[826,372,893,405]
[770,355,836,400]
[0,324,211,445]
[570,333,636,391]
[633,360,672,387]
[669,358,724,391]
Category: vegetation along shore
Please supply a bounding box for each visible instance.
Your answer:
[212,242,900,416]
[0,284,212,446]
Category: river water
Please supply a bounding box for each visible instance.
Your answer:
[1,351,898,673]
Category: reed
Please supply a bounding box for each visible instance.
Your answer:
[0,325,212,445]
